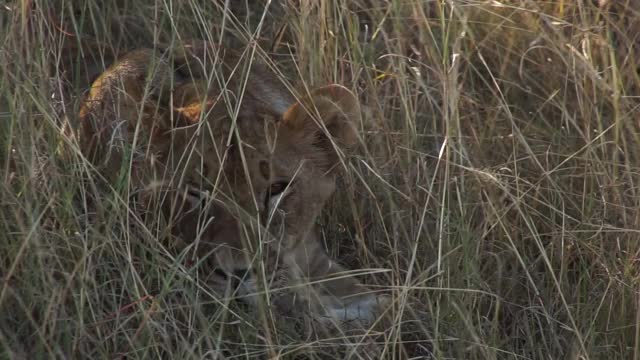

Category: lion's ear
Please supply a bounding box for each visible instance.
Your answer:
[281,85,360,150]
[172,83,217,127]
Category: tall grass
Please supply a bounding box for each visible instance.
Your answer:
[1,0,639,358]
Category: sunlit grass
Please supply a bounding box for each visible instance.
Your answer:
[1,0,639,358]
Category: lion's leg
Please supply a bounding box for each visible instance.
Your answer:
[285,229,388,324]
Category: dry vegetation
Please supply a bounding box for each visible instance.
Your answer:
[1,0,640,358]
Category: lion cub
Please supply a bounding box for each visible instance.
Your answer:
[78,42,388,325]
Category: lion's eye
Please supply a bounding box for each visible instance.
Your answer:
[268,181,289,197]
[264,181,290,212]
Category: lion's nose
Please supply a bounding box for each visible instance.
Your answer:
[212,268,229,280]
[232,269,251,281]
[213,268,251,284]
[212,268,253,291]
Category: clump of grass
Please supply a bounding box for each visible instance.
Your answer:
[1,0,639,358]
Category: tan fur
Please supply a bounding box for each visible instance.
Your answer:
[77,42,388,324]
